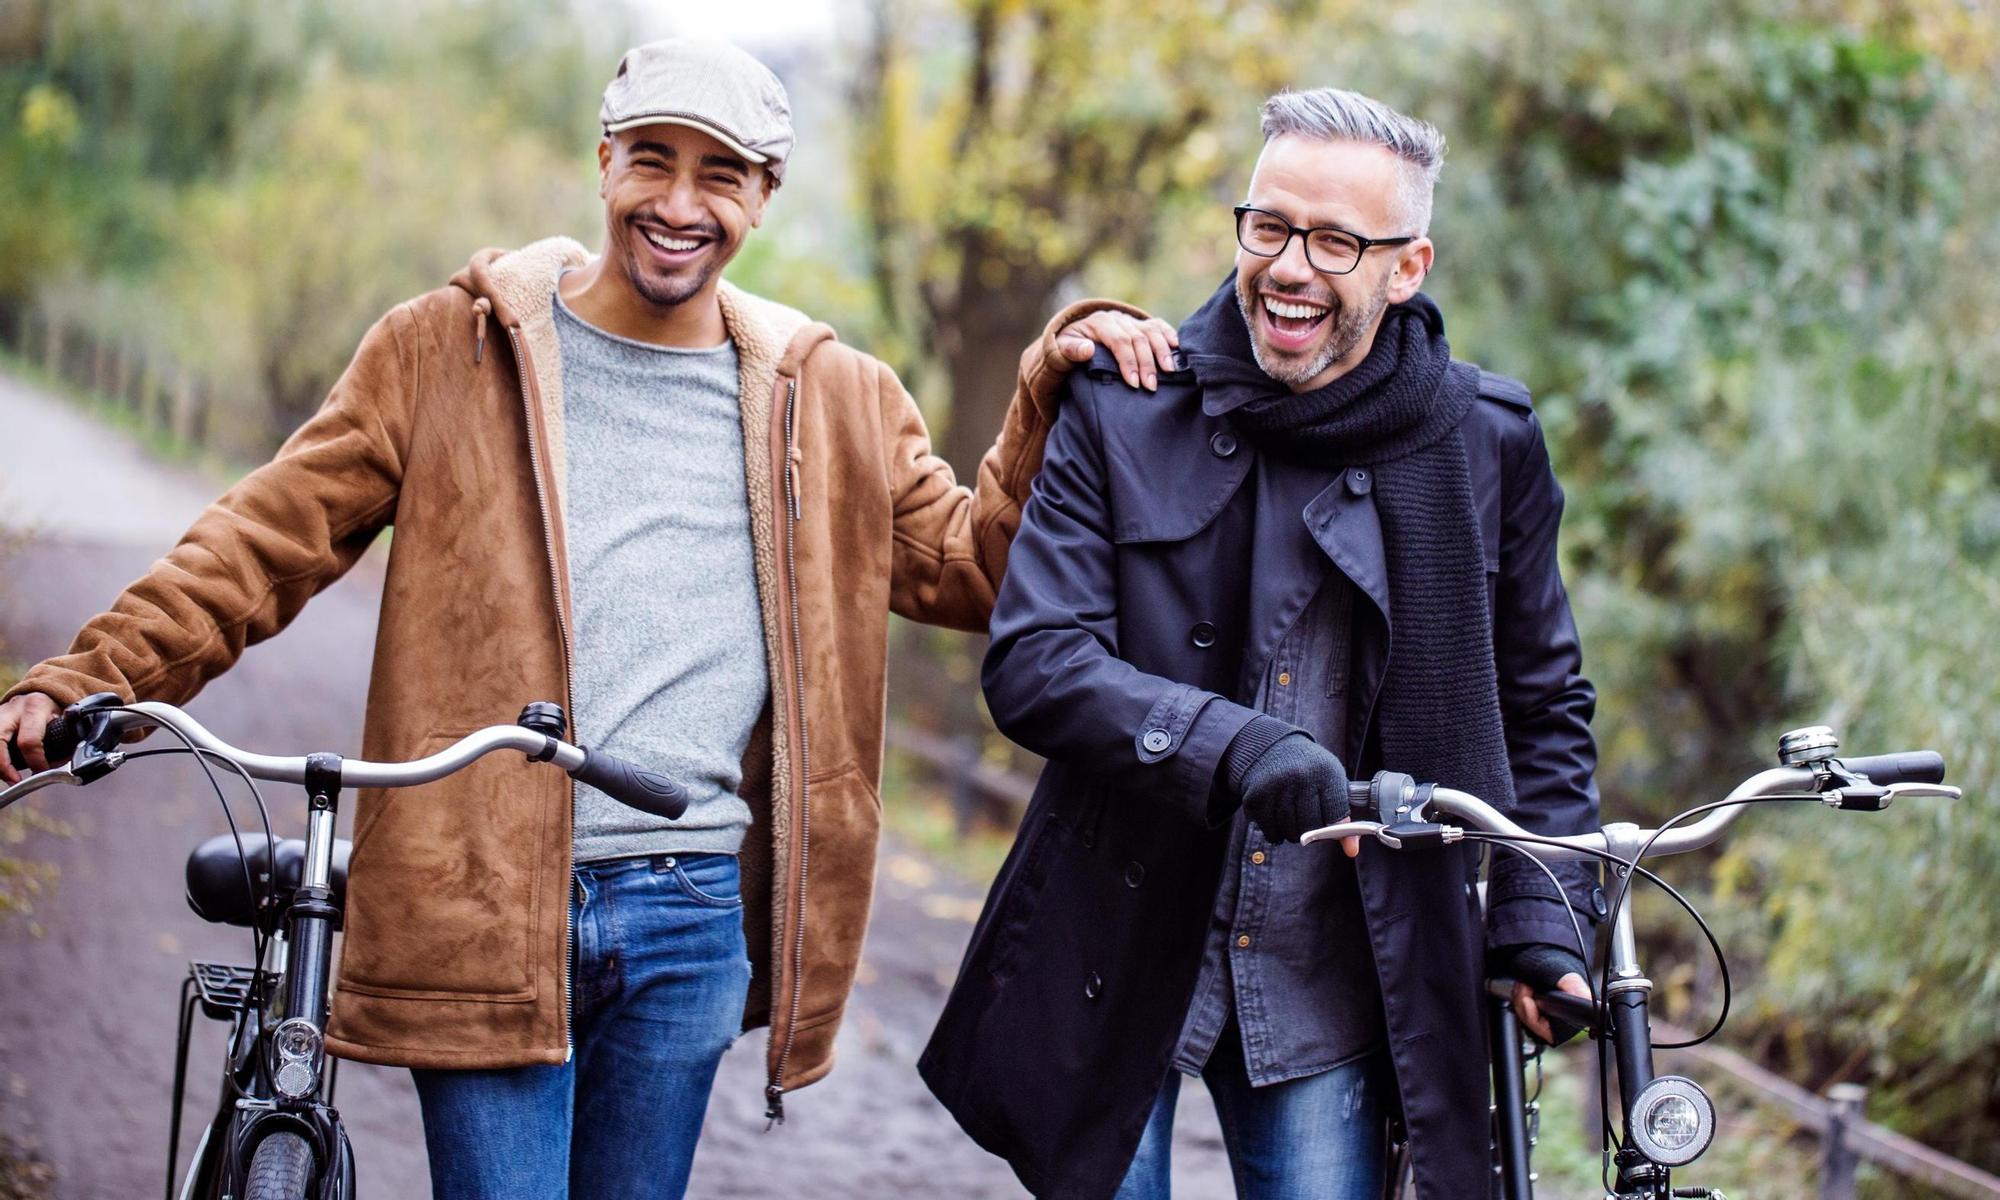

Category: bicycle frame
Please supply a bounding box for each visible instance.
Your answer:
[168,756,355,1200]
[1486,861,1677,1200]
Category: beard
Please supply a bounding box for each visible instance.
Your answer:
[622,221,725,309]
[1236,269,1393,388]
[626,249,720,309]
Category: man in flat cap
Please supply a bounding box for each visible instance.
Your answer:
[0,36,1176,1199]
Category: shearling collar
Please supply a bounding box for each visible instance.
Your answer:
[448,238,835,495]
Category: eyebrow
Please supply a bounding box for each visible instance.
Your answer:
[626,141,750,175]
[1247,202,1365,233]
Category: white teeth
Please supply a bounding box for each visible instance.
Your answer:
[1264,297,1329,321]
[643,229,702,252]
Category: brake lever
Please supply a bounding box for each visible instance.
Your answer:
[1375,822,1463,850]
[1301,820,1465,850]
[1302,820,1381,846]
[0,763,86,814]
[1825,781,1962,810]
[1888,782,1961,801]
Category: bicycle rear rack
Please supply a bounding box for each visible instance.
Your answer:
[188,960,273,1021]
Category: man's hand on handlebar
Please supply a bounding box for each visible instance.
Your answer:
[1495,942,1593,1044]
[0,692,64,783]
[1511,974,1592,1045]
[1232,728,1361,855]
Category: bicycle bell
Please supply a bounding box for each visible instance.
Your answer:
[1777,725,1840,766]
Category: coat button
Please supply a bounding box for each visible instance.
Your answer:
[1346,467,1372,495]
[1123,861,1146,888]
[1084,971,1103,1000]
[1190,621,1216,649]
[1209,431,1238,458]
[1235,934,1252,949]
[1141,728,1171,754]
[1250,850,1266,865]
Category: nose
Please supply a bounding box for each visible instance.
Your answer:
[656,177,708,229]
[1268,233,1319,286]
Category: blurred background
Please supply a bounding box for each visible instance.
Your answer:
[0,0,1995,1196]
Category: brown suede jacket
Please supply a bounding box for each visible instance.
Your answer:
[7,236,1137,1109]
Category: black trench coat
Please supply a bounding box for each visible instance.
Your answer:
[919,345,1603,1199]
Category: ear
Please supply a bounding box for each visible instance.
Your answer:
[749,171,778,229]
[597,137,613,198]
[1385,237,1433,306]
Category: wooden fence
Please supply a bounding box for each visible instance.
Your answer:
[7,308,215,449]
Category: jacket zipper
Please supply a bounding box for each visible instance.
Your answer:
[767,376,812,1121]
[506,324,578,1062]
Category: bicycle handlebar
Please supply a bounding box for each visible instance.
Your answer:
[0,700,691,821]
[1304,752,1958,864]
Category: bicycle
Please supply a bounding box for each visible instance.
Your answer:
[1,691,691,1200]
[1298,726,1957,1200]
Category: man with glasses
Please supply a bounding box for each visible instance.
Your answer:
[921,88,1604,1198]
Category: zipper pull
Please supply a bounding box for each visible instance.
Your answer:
[764,1083,786,1127]
[473,297,491,364]
[784,379,803,522]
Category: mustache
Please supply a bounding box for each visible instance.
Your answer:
[1256,278,1338,308]
[631,217,724,240]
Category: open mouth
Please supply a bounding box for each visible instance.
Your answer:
[1258,294,1332,351]
[635,223,715,266]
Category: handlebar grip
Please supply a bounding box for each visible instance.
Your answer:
[6,713,75,772]
[1348,780,1374,812]
[571,749,690,820]
[1841,750,1945,786]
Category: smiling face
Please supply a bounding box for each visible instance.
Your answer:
[596,123,774,312]
[1234,134,1433,391]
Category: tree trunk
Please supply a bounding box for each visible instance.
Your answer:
[901,252,1063,742]
[935,257,1059,484]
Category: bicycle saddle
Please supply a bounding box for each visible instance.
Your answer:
[185,832,351,928]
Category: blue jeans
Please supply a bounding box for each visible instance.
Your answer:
[411,853,752,1200]
[1114,1047,1386,1200]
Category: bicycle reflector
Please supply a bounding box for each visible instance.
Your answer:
[1629,1075,1716,1166]
[271,1018,324,1101]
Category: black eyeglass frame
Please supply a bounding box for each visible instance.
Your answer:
[1232,205,1416,276]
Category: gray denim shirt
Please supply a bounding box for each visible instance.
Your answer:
[1172,573,1388,1086]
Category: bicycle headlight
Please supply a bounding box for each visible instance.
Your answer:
[270,1018,324,1101]
[1629,1075,1715,1166]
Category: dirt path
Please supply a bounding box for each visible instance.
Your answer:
[0,370,1233,1198]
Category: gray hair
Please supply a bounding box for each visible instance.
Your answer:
[1259,88,1446,236]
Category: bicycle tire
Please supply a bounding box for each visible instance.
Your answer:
[243,1131,315,1200]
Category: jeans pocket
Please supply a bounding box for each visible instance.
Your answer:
[662,854,742,908]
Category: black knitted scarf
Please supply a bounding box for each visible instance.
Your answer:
[1181,277,1515,809]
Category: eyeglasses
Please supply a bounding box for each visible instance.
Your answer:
[1233,205,1415,276]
